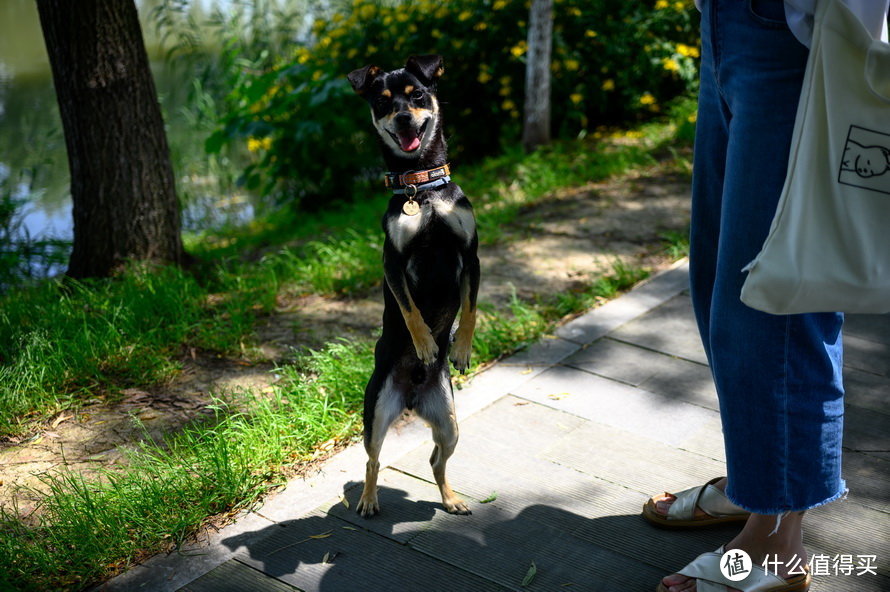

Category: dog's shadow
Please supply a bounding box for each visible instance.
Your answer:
[218,479,738,591]
[219,482,447,588]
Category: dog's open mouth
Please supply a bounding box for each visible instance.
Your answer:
[389,119,429,153]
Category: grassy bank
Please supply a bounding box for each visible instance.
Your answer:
[0,100,694,591]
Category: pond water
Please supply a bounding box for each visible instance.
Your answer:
[0,0,260,279]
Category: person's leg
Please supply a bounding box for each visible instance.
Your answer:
[660,0,845,589]
[707,0,845,519]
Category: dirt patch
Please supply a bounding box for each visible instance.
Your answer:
[0,158,691,518]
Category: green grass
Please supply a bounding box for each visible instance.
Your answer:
[0,261,281,436]
[0,104,695,591]
[0,339,374,592]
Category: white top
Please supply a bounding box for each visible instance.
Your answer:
[694,0,889,47]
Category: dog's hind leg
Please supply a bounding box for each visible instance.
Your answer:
[358,374,403,518]
[416,371,471,515]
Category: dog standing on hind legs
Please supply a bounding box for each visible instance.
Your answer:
[347,55,479,518]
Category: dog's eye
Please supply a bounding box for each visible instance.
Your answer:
[411,90,425,102]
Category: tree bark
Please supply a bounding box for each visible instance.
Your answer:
[522,0,553,152]
[36,0,184,279]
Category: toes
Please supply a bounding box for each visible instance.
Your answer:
[654,493,677,516]
[415,340,439,365]
[444,498,472,515]
[449,352,470,373]
[356,497,380,518]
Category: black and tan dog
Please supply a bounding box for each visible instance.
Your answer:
[347,55,479,517]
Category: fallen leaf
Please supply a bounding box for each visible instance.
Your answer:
[51,414,73,429]
[520,367,534,375]
[309,530,333,539]
[522,561,537,587]
[339,495,350,510]
[547,393,571,400]
[480,492,498,504]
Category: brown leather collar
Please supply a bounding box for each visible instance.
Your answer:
[384,164,451,189]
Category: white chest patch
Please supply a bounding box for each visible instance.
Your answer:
[387,209,427,252]
[386,197,476,252]
[431,199,476,247]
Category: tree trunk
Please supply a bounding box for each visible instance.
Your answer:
[522,0,553,152]
[36,0,184,279]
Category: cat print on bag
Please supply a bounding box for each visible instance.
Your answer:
[838,126,890,195]
[841,140,890,177]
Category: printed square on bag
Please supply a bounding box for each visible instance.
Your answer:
[839,125,890,196]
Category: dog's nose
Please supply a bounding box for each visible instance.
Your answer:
[394,112,413,128]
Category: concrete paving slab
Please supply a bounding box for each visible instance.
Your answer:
[510,364,722,450]
[608,292,709,365]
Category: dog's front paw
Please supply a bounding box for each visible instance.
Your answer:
[412,332,439,365]
[449,346,471,374]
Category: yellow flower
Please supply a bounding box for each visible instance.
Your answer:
[687,113,697,123]
[570,93,583,104]
[564,59,580,71]
[458,10,472,21]
[478,70,492,84]
[662,58,680,72]
[396,12,409,22]
[639,92,656,105]
[676,43,700,58]
[510,40,527,57]
[569,7,582,16]
[674,1,686,10]
[655,0,669,9]
[493,0,507,9]
[502,99,516,111]
[602,78,615,91]
[247,137,273,152]
[585,29,598,38]
[475,21,488,31]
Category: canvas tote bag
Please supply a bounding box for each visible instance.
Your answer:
[740,0,890,314]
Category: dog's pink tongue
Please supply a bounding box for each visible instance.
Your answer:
[400,135,421,152]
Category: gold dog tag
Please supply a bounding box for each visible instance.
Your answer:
[402,199,420,216]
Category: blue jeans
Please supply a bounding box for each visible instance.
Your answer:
[691,0,846,514]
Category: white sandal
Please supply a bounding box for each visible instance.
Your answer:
[656,546,811,592]
[643,477,750,528]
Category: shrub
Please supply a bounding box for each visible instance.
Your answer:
[208,0,699,209]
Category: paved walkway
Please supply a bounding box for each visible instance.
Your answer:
[101,261,889,592]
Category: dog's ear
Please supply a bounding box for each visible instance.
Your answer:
[405,54,444,87]
[347,65,383,96]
